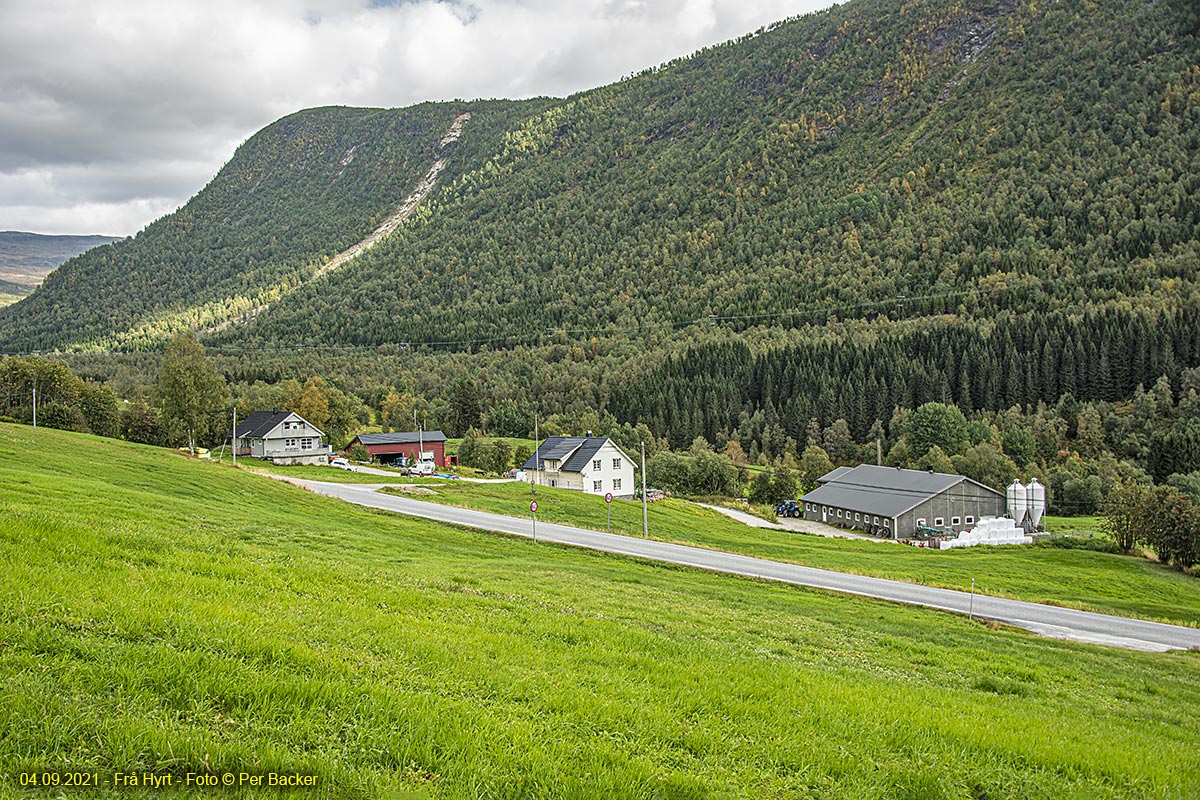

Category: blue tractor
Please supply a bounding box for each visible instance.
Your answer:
[774,499,802,518]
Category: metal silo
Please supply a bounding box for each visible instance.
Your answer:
[1026,479,1046,530]
[1006,480,1028,526]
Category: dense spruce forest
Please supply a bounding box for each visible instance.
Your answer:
[1,0,1198,523]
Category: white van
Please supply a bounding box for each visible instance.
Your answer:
[409,460,436,476]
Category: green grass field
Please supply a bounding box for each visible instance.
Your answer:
[1043,515,1107,536]
[3,423,1200,798]
[377,480,1200,627]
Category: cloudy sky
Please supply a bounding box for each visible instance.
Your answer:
[0,0,836,236]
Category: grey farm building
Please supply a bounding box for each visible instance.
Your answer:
[800,465,1006,539]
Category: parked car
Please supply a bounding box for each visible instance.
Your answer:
[329,457,355,471]
[407,460,436,477]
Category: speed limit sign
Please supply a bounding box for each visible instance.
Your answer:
[604,492,613,504]
[530,500,538,513]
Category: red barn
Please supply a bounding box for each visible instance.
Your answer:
[347,431,449,466]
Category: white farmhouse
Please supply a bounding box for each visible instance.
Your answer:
[523,436,636,498]
[233,410,332,466]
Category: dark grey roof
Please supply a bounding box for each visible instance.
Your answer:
[235,411,291,438]
[801,465,1000,518]
[354,430,448,446]
[561,439,608,472]
[816,465,854,484]
[522,436,586,470]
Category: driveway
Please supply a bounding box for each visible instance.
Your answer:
[287,478,1200,653]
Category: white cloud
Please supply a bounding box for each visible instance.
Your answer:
[0,0,834,235]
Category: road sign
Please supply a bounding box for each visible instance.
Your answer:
[530,500,538,513]
[604,492,613,504]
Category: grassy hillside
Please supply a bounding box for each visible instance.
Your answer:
[2,423,1199,798]
[373,478,1200,625]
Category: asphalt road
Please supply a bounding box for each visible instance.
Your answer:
[292,479,1200,653]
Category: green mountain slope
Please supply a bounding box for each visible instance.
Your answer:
[2,0,1198,456]
[230,0,1199,349]
[0,101,546,351]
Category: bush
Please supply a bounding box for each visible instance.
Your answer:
[1040,535,1121,554]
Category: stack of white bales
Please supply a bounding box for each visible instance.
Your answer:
[941,517,1033,549]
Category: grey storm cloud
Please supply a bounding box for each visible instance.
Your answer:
[0,0,833,235]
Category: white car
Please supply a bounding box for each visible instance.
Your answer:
[329,458,355,471]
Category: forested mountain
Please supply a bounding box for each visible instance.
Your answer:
[229,0,1199,349]
[2,0,1199,478]
[0,101,549,351]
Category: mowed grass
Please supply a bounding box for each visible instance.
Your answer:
[379,480,1200,627]
[2,424,1199,799]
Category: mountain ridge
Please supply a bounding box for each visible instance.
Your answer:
[1,0,1197,451]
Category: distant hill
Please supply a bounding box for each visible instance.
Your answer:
[0,231,120,286]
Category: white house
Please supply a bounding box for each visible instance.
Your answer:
[233,410,332,466]
[522,436,636,498]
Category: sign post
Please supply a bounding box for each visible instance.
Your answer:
[530,499,538,543]
[604,492,613,533]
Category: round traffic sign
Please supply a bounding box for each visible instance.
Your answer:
[604,492,613,504]
[530,500,538,513]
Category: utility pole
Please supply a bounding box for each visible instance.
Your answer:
[877,438,882,466]
[534,411,540,485]
[232,407,237,467]
[641,441,648,539]
[31,384,37,429]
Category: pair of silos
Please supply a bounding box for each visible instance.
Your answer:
[1006,478,1046,531]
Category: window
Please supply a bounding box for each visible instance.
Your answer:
[854,513,860,522]
[613,458,622,469]
[884,519,891,528]
[805,503,811,511]
[593,480,602,492]
[613,478,622,491]
[874,516,879,524]
[284,438,298,449]
[916,518,926,527]
[934,517,944,527]
[951,516,961,526]
[837,509,843,518]
[593,459,602,471]
[965,516,975,525]
[301,438,314,450]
